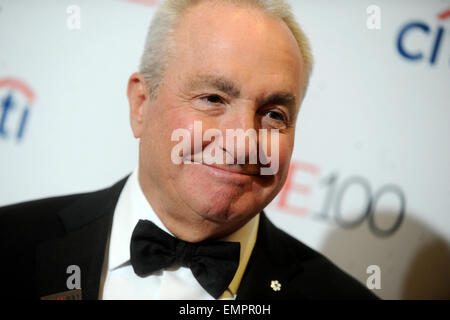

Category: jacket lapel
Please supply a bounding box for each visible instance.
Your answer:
[236,213,307,299]
[35,176,128,300]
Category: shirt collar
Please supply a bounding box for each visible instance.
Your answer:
[108,167,173,270]
[219,213,259,298]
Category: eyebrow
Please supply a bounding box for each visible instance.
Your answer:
[259,92,297,110]
[185,74,241,98]
[185,74,297,109]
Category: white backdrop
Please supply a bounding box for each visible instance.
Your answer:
[1,0,449,299]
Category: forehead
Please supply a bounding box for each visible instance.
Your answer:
[165,0,305,97]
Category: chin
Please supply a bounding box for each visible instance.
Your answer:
[173,165,278,223]
[180,185,263,224]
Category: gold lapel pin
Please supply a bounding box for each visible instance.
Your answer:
[270,280,281,292]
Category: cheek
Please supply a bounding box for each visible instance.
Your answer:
[274,136,294,182]
[142,102,193,155]
[146,107,217,183]
[164,108,221,160]
[278,138,293,165]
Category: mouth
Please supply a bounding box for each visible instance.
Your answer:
[186,161,262,182]
[202,163,260,176]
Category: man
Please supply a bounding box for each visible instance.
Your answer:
[0,0,378,300]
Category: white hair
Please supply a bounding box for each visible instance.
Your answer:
[139,0,313,99]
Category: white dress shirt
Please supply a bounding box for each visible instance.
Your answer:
[99,168,259,300]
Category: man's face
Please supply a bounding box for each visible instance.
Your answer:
[130,1,306,239]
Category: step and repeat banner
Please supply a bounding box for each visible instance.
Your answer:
[1,0,449,299]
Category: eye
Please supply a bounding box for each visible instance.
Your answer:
[265,110,287,123]
[202,94,224,105]
[261,109,291,130]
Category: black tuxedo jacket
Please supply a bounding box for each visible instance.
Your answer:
[0,176,378,300]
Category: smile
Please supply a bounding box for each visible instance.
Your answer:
[187,161,259,183]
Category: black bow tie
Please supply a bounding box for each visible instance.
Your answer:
[130,219,240,299]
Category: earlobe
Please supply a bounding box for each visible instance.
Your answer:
[127,72,149,138]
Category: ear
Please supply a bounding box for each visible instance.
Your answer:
[127,72,150,138]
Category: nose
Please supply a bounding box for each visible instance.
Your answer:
[219,107,259,166]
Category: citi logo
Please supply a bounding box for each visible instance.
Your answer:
[397,9,450,66]
[0,77,35,142]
